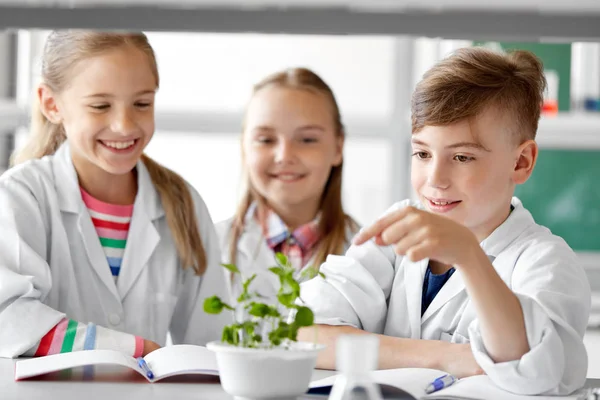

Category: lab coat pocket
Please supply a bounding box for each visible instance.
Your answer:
[150,292,178,337]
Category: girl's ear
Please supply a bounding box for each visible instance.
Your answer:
[332,133,344,167]
[38,84,62,124]
[512,139,538,185]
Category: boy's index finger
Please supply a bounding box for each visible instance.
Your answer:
[352,207,410,246]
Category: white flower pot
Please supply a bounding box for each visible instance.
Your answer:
[207,341,325,400]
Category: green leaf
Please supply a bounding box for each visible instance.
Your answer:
[248,302,270,318]
[269,333,281,347]
[288,322,299,341]
[318,272,326,279]
[268,266,285,278]
[221,263,240,274]
[221,325,235,345]
[294,306,314,327]
[275,252,289,268]
[277,292,297,308]
[237,274,257,303]
[266,306,281,318]
[242,274,257,292]
[203,296,233,314]
[300,267,318,280]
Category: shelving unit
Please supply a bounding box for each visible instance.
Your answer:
[0,99,23,132]
[0,1,599,41]
[537,114,600,149]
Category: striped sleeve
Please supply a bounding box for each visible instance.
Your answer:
[23,318,144,357]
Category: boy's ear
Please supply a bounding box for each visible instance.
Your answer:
[513,139,538,185]
[37,84,62,124]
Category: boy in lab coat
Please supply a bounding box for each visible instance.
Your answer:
[298,47,591,396]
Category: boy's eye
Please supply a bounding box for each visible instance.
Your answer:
[454,155,474,163]
[301,137,318,144]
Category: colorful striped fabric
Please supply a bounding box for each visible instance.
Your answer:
[25,318,144,357]
[80,188,133,282]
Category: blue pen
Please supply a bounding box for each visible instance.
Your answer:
[137,357,154,380]
[425,374,457,394]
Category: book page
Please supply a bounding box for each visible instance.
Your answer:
[14,350,142,381]
[143,345,218,381]
[426,375,583,400]
[309,367,444,398]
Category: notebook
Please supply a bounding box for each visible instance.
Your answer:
[14,344,218,382]
[308,368,586,400]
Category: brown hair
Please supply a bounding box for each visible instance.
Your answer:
[228,67,358,269]
[412,47,547,142]
[11,30,207,275]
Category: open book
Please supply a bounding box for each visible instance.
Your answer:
[14,345,218,382]
[308,368,585,400]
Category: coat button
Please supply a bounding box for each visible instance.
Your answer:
[109,314,121,326]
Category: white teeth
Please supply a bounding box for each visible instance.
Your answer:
[102,140,135,150]
[432,200,453,206]
[277,174,301,181]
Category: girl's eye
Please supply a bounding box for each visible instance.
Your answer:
[90,104,109,110]
[257,137,274,144]
[301,137,318,143]
[412,151,429,159]
[135,102,152,108]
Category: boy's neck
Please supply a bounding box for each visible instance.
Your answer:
[471,203,514,244]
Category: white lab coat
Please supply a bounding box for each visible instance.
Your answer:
[0,144,231,358]
[216,215,358,300]
[300,198,591,396]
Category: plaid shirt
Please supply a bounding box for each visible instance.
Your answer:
[249,204,321,270]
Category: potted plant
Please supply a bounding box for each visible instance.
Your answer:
[204,253,325,400]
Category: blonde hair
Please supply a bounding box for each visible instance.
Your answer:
[412,47,546,142]
[11,30,207,275]
[229,67,358,269]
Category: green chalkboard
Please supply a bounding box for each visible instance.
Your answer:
[474,42,571,111]
[515,149,600,251]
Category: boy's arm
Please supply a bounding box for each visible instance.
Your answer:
[298,325,483,378]
[455,247,529,363]
[354,206,590,395]
[354,206,530,362]
[467,241,590,395]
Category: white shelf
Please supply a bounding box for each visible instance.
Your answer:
[536,114,600,149]
[0,1,599,41]
[0,100,23,132]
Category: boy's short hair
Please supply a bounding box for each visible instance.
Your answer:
[411,47,547,142]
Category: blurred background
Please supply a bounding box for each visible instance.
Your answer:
[1,0,600,376]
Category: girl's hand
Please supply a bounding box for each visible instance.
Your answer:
[142,339,161,356]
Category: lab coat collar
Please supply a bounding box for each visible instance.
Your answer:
[480,197,532,259]
[53,143,163,301]
[420,197,533,324]
[52,142,164,220]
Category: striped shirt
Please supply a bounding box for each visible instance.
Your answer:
[24,190,143,358]
[25,319,143,357]
[80,188,133,282]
